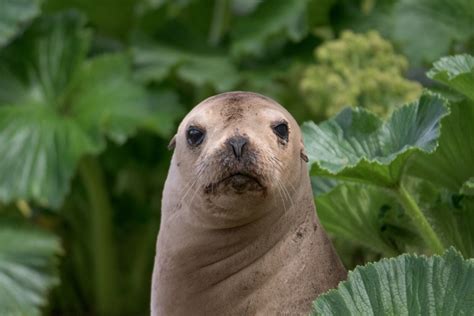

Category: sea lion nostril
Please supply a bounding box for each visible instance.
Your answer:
[227,136,248,159]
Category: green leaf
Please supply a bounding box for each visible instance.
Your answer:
[338,0,474,65]
[410,100,474,193]
[133,43,240,91]
[0,0,42,47]
[316,182,420,256]
[393,0,474,65]
[311,176,339,197]
[302,94,449,186]
[312,248,474,315]
[428,54,474,101]
[142,88,185,138]
[231,0,309,58]
[68,54,150,145]
[0,12,150,208]
[0,11,91,107]
[0,225,61,315]
[431,195,474,258]
[409,56,474,192]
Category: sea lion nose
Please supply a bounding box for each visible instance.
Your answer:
[227,136,248,159]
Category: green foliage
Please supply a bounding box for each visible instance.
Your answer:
[312,248,474,315]
[392,0,474,65]
[0,224,61,315]
[0,0,472,315]
[0,12,152,208]
[335,0,474,65]
[407,54,474,258]
[133,43,240,92]
[302,93,448,187]
[303,52,474,260]
[0,0,42,47]
[427,54,474,101]
[231,0,310,58]
[301,31,421,118]
[316,183,421,257]
[303,93,448,255]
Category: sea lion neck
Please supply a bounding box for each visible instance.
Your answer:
[154,175,314,298]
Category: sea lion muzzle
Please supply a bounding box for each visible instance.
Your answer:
[204,136,264,194]
[226,135,248,160]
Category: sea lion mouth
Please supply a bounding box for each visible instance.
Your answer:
[205,172,264,194]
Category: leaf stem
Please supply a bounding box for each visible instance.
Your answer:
[396,183,444,254]
[79,156,118,315]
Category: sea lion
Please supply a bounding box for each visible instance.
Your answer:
[151,91,346,315]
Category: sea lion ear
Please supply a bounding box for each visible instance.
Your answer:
[168,135,176,151]
[300,149,309,163]
[300,139,309,162]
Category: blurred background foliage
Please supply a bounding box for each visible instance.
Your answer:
[0,0,472,315]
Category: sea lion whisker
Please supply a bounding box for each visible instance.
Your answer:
[277,178,294,210]
[175,166,205,210]
[275,181,288,214]
[287,181,298,195]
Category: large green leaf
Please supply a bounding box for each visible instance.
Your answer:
[409,55,474,192]
[409,100,474,193]
[427,54,474,101]
[316,182,421,257]
[133,43,240,91]
[392,0,474,65]
[302,94,449,186]
[0,12,150,208]
[312,248,474,315]
[431,195,474,258]
[0,225,61,315]
[231,0,309,58]
[0,0,42,47]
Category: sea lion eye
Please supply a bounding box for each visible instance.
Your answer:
[186,127,205,146]
[272,122,289,141]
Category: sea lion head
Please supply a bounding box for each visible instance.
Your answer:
[168,91,308,224]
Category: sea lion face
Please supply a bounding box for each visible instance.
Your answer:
[170,92,307,221]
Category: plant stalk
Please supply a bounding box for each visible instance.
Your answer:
[79,156,119,316]
[397,184,444,255]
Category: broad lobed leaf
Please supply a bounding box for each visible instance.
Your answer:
[312,248,474,315]
[0,12,151,208]
[406,55,474,258]
[427,54,474,101]
[302,93,448,186]
[316,182,421,257]
[0,224,61,316]
[409,100,474,193]
[133,43,240,91]
[231,0,310,58]
[409,55,474,193]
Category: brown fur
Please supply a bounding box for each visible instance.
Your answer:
[151,91,347,315]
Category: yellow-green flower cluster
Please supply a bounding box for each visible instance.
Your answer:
[301,31,422,118]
